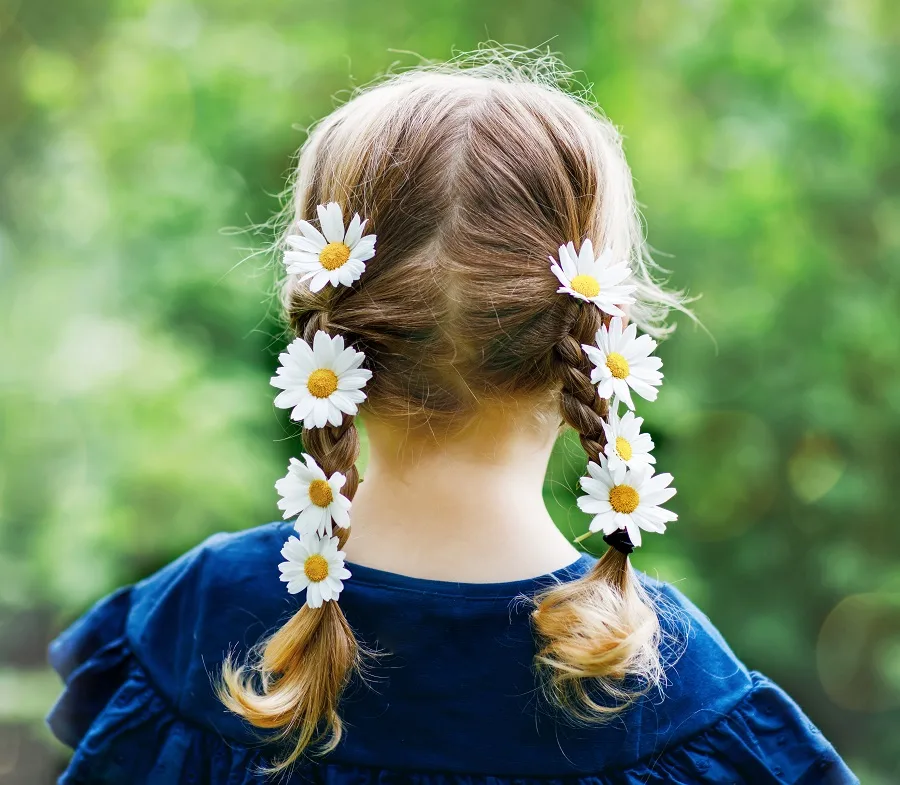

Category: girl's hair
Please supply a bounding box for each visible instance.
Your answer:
[220,48,687,769]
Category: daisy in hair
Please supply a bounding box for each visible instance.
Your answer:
[284,202,376,291]
[583,317,663,411]
[278,533,351,608]
[576,458,677,548]
[601,407,656,473]
[271,331,372,429]
[276,454,351,536]
[550,239,636,317]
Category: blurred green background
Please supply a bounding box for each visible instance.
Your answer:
[1,0,898,782]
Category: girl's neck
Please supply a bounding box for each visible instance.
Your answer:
[343,406,580,582]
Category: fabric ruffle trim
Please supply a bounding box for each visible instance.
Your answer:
[47,587,854,784]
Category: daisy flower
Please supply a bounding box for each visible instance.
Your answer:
[284,202,376,292]
[278,533,351,608]
[577,459,677,548]
[275,453,351,536]
[550,239,636,317]
[601,407,656,473]
[271,330,372,429]
[582,317,663,411]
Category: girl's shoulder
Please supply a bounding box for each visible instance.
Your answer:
[47,523,856,784]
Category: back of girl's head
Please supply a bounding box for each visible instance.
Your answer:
[220,49,685,770]
[287,60,676,416]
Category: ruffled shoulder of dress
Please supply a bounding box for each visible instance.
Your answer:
[624,672,857,784]
[47,582,273,784]
[46,586,856,785]
[48,523,299,751]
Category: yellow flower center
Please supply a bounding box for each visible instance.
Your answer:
[609,484,640,514]
[319,242,351,271]
[307,368,338,398]
[615,436,633,462]
[303,554,329,582]
[308,479,333,508]
[606,352,630,379]
[570,274,600,298]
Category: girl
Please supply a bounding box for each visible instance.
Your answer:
[47,53,856,784]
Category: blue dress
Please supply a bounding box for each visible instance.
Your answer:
[47,521,856,784]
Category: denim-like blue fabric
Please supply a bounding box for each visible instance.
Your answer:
[47,521,857,784]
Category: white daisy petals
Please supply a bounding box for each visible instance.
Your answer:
[582,316,664,411]
[271,330,372,429]
[577,458,677,548]
[601,407,656,473]
[284,202,376,290]
[278,533,352,608]
[275,453,352,536]
[550,239,636,317]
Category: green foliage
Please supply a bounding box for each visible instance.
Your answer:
[1,0,898,780]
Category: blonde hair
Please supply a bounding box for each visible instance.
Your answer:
[220,47,688,771]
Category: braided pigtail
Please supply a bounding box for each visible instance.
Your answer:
[554,305,609,467]
[533,239,675,719]
[219,203,376,769]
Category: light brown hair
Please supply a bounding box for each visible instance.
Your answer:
[220,49,687,771]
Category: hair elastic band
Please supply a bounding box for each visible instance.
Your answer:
[603,529,635,556]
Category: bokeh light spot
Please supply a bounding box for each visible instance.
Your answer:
[789,433,846,503]
[817,593,900,712]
